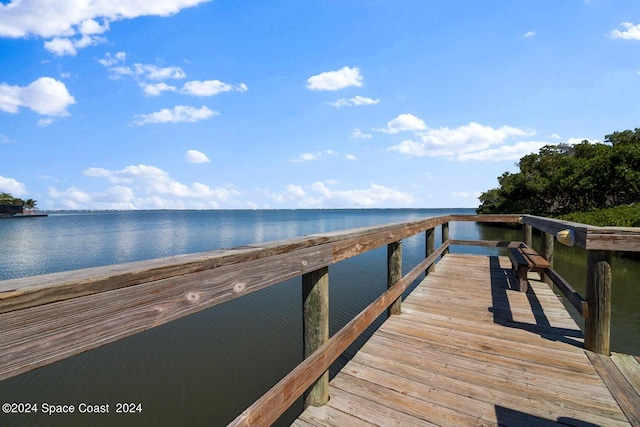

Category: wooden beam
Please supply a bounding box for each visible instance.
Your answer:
[387,241,402,316]
[0,244,333,381]
[302,267,329,408]
[585,250,612,355]
[227,243,449,427]
[442,222,450,256]
[425,228,435,274]
[544,268,588,318]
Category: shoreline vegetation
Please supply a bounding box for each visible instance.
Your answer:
[477,128,640,228]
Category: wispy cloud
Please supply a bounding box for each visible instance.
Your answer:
[351,128,372,139]
[133,105,217,125]
[329,95,379,107]
[181,80,248,96]
[524,31,536,38]
[290,150,337,162]
[610,22,640,40]
[388,122,537,161]
[306,66,363,91]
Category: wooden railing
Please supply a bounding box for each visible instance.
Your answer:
[0,214,638,426]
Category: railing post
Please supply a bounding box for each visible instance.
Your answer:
[442,222,450,256]
[425,228,435,275]
[540,232,554,283]
[387,240,402,316]
[523,224,533,248]
[585,250,612,355]
[302,266,329,407]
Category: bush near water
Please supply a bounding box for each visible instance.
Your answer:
[477,128,640,227]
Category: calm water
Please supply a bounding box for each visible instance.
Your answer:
[0,209,638,427]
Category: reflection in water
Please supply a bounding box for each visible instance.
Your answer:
[0,210,638,427]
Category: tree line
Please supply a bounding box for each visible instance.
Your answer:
[0,192,38,210]
[477,128,640,217]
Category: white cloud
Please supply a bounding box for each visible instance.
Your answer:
[524,31,536,38]
[345,154,358,161]
[185,149,210,163]
[37,118,54,126]
[0,0,211,54]
[73,163,243,209]
[329,95,379,107]
[566,137,600,145]
[97,51,126,67]
[109,63,186,81]
[548,133,561,140]
[181,80,248,96]
[610,22,640,40]
[133,105,217,125]
[265,181,415,208]
[0,77,76,116]
[0,175,27,196]
[290,150,337,162]
[389,122,535,159]
[306,66,363,91]
[374,113,427,134]
[140,82,177,97]
[44,34,105,56]
[351,128,372,139]
[457,141,548,161]
[0,135,12,144]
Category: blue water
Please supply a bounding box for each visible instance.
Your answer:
[0,209,637,427]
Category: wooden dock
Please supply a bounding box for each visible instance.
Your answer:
[294,254,640,427]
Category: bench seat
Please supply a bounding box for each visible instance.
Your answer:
[508,247,551,293]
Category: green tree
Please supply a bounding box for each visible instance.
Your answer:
[478,128,640,216]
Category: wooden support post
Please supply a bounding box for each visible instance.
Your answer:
[523,224,533,248]
[585,250,612,355]
[442,222,450,256]
[540,232,554,283]
[387,241,402,316]
[425,228,435,275]
[302,266,329,407]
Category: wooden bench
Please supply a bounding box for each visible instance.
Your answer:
[508,247,551,293]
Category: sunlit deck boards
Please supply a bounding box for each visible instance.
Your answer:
[293,254,636,427]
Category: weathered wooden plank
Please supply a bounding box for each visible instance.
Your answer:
[449,214,522,223]
[297,403,374,427]
[585,250,612,354]
[545,268,588,318]
[228,242,448,426]
[587,351,640,426]
[450,239,522,248]
[0,244,333,381]
[611,353,640,397]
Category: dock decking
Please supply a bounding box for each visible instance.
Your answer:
[294,254,640,427]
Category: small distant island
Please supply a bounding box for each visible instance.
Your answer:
[0,192,47,218]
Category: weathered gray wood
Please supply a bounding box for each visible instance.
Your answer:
[387,241,402,316]
[587,351,640,426]
[545,268,589,318]
[508,247,551,293]
[425,228,435,274]
[585,250,612,355]
[449,239,521,248]
[540,231,554,283]
[302,267,329,407]
[442,222,450,256]
[449,214,521,223]
[0,244,334,381]
[227,243,449,427]
[523,224,533,248]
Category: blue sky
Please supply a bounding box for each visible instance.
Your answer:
[1,0,639,210]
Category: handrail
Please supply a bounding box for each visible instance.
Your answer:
[0,213,638,425]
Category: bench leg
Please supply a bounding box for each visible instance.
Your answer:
[517,266,528,293]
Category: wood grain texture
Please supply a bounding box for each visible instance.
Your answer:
[295,254,633,426]
[0,244,333,381]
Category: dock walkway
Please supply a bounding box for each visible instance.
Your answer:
[294,254,640,426]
